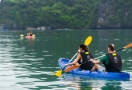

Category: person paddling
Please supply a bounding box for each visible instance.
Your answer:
[29,31,33,36]
[65,44,95,70]
[90,44,122,72]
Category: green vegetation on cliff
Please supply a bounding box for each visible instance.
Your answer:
[0,0,132,29]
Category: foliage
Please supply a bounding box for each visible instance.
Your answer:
[0,0,132,29]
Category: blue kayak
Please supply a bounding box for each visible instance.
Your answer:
[58,58,130,80]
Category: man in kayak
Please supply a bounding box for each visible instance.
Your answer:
[65,44,95,70]
[90,44,122,72]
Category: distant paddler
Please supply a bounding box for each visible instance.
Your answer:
[29,31,33,36]
[20,31,35,37]
[27,31,35,36]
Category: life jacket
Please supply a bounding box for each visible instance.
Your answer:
[104,53,122,72]
[78,51,95,70]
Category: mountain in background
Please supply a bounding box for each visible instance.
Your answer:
[0,0,132,29]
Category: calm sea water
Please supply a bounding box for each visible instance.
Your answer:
[0,29,132,90]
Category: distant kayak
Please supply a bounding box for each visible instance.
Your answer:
[58,58,130,80]
[25,35,35,39]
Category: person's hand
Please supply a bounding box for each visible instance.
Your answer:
[90,59,94,62]
[76,63,81,67]
[65,64,69,66]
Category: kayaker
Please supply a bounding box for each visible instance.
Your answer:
[65,44,95,70]
[90,44,122,72]
[29,31,33,36]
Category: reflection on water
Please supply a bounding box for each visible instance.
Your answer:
[0,31,56,89]
[0,30,132,90]
[60,74,132,90]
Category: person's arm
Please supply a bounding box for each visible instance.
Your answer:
[90,59,101,64]
[65,53,81,66]
[71,53,81,64]
[90,55,108,64]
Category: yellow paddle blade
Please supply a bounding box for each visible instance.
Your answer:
[20,34,24,37]
[123,43,132,49]
[55,70,62,77]
[84,36,92,46]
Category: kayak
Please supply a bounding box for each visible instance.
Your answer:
[58,58,130,80]
[25,35,35,39]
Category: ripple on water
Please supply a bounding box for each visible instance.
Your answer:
[42,51,49,52]
[27,56,44,61]
[128,49,131,51]
[114,39,120,41]
[102,39,109,41]
[43,55,53,56]
[59,73,132,90]
[128,59,132,61]
[29,52,37,54]
[95,50,98,52]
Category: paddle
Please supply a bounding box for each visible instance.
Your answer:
[64,43,132,73]
[20,34,24,37]
[55,36,92,77]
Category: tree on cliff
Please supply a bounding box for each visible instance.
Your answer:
[0,0,132,29]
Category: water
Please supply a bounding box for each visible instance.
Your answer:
[0,30,132,90]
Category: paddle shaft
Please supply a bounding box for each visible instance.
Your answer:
[62,63,74,71]
[68,53,78,63]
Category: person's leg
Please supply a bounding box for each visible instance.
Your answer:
[91,64,98,71]
[97,65,105,71]
[91,64,105,71]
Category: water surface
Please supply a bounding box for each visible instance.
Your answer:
[0,30,132,90]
